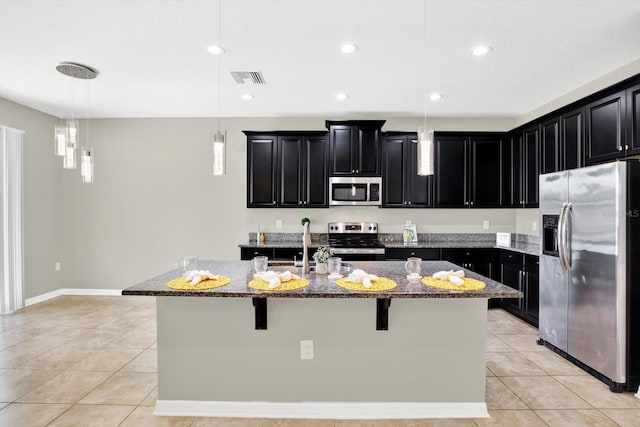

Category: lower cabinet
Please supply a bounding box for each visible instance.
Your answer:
[499,250,539,327]
[241,247,317,262]
[384,248,440,260]
[441,248,498,280]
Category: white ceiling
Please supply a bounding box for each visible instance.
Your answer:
[1,0,640,119]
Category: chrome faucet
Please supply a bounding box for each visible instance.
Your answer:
[302,222,310,274]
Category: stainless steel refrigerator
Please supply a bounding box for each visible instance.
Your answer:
[539,160,640,392]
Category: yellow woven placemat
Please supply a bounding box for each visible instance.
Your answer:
[248,278,309,291]
[422,276,486,291]
[335,277,397,292]
[166,276,231,290]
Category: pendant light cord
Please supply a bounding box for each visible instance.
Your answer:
[423,0,427,130]
[217,0,222,132]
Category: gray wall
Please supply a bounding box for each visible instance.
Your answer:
[0,98,70,298]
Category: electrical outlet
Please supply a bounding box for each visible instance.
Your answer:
[276,219,283,229]
[482,220,490,230]
[405,220,412,225]
[54,262,61,271]
[300,340,314,360]
[532,221,538,232]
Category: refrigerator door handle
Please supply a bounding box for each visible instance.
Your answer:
[564,203,573,271]
[558,203,568,271]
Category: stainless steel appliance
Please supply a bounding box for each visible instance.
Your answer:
[329,177,382,206]
[538,161,640,392]
[327,222,385,261]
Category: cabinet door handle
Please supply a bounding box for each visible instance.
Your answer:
[299,201,303,205]
[356,169,360,173]
[408,201,412,205]
[626,145,629,150]
[470,201,474,206]
[618,146,623,151]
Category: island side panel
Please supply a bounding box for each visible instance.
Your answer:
[156,297,487,403]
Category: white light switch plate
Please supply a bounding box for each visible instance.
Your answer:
[532,221,538,232]
[54,262,61,271]
[482,220,490,230]
[276,219,283,229]
[405,220,412,225]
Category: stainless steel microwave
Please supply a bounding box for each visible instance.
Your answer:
[329,177,382,206]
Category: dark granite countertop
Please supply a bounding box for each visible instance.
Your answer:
[239,240,539,256]
[122,260,522,299]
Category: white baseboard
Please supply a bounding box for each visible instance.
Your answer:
[25,288,123,306]
[154,400,489,419]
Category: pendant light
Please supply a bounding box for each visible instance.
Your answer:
[417,0,434,176]
[210,0,226,176]
[55,62,98,182]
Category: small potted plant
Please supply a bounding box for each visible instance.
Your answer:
[312,246,332,274]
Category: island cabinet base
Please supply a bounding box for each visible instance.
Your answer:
[155,297,489,419]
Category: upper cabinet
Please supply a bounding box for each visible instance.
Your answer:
[326,120,385,176]
[434,133,505,208]
[585,90,626,165]
[507,127,539,208]
[382,132,433,207]
[246,131,328,208]
[246,134,278,207]
[560,107,584,170]
[278,134,329,208]
[627,83,640,156]
[541,117,560,174]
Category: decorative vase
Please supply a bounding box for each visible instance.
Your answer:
[315,262,328,274]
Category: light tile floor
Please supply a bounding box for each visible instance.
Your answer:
[1,296,639,426]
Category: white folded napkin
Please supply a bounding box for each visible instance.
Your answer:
[256,270,300,289]
[347,269,379,289]
[432,270,465,286]
[184,269,220,286]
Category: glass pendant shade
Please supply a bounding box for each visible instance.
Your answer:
[63,144,76,169]
[80,147,94,183]
[66,119,78,148]
[417,127,435,176]
[54,125,66,156]
[211,130,226,176]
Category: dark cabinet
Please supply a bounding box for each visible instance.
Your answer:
[561,107,584,170]
[246,131,328,208]
[541,117,560,174]
[382,133,433,207]
[523,125,540,207]
[499,250,539,327]
[247,134,278,207]
[499,251,524,312]
[434,133,504,208]
[240,247,274,260]
[585,90,626,164]
[326,120,385,176]
[523,254,539,326]
[278,134,328,207]
[627,83,640,156]
[441,249,497,280]
[384,247,440,260]
[508,127,539,208]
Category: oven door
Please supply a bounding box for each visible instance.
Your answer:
[330,248,385,261]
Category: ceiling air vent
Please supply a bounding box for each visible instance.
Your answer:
[231,71,266,84]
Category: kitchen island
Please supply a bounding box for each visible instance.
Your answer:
[123,260,521,420]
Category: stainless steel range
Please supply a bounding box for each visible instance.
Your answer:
[328,222,385,261]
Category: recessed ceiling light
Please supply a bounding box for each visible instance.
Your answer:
[472,45,493,56]
[340,43,359,54]
[207,45,225,55]
[429,93,443,101]
[241,94,254,100]
[336,93,349,101]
